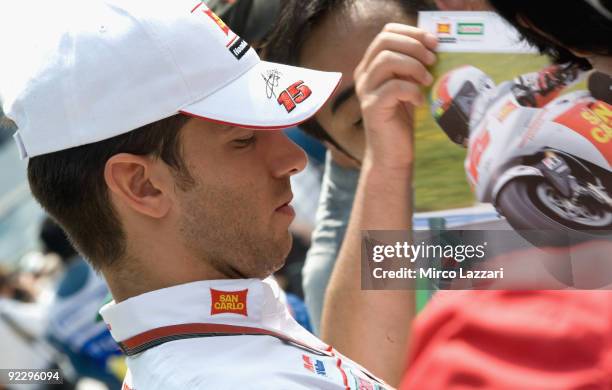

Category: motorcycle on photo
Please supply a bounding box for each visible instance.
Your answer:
[432,63,612,246]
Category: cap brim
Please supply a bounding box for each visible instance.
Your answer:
[180,60,341,129]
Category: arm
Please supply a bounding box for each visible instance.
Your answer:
[320,24,438,386]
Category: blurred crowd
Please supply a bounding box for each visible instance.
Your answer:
[0,217,124,390]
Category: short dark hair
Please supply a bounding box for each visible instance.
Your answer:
[39,216,77,262]
[27,114,192,269]
[262,0,434,159]
[488,0,612,69]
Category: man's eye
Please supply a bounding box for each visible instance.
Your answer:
[353,118,363,128]
[233,136,256,148]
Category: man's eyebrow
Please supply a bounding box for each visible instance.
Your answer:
[217,125,248,140]
[331,85,356,114]
[227,126,255,137]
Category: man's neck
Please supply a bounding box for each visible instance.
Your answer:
[102,253,230,303]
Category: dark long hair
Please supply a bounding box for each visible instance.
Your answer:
[263,0,434,160]
[488,0,612,69]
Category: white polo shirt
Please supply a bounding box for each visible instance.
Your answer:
[100,278,391,390]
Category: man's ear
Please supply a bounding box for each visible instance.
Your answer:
[104,153,173,219]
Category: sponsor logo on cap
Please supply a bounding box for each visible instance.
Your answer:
[276,81,312,113]
[192,1,251,60]
[228,37,251,60]
[210,289,248,316]
[457,22,484,35]
[437,23,451,34]
[302,355,326,376]
[204,8,230,35]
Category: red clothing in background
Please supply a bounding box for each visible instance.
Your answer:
[401,290,612,390]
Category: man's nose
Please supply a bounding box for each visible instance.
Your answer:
[267,130,307,178]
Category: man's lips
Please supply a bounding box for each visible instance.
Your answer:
[275,195,295,216]
[276,194,293,209]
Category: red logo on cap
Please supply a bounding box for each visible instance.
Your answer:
[210,289,248,316]
[277,81,312,113]
[204,9,230,36]
[191,2,230,36]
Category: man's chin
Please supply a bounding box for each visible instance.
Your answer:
[244,233,292,279]
[268,233,293,276]
[252,260,286,280]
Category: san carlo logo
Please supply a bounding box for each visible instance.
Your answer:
[210,288,248,316]
[191,1,251,60]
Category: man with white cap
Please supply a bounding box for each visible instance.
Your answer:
[0,0,436,388]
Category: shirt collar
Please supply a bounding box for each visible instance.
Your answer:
[99,277,326,350]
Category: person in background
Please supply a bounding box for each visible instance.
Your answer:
[264,0,438,338]
[41,217,123,389]
[0,267,55,390]
[0,267,36,303]
[263,0,500,337]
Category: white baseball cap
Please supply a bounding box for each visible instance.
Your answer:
[0,0,341,158]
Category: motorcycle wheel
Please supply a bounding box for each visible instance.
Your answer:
[496,177,612,247]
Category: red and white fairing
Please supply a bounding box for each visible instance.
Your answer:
[460,66,611,203]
